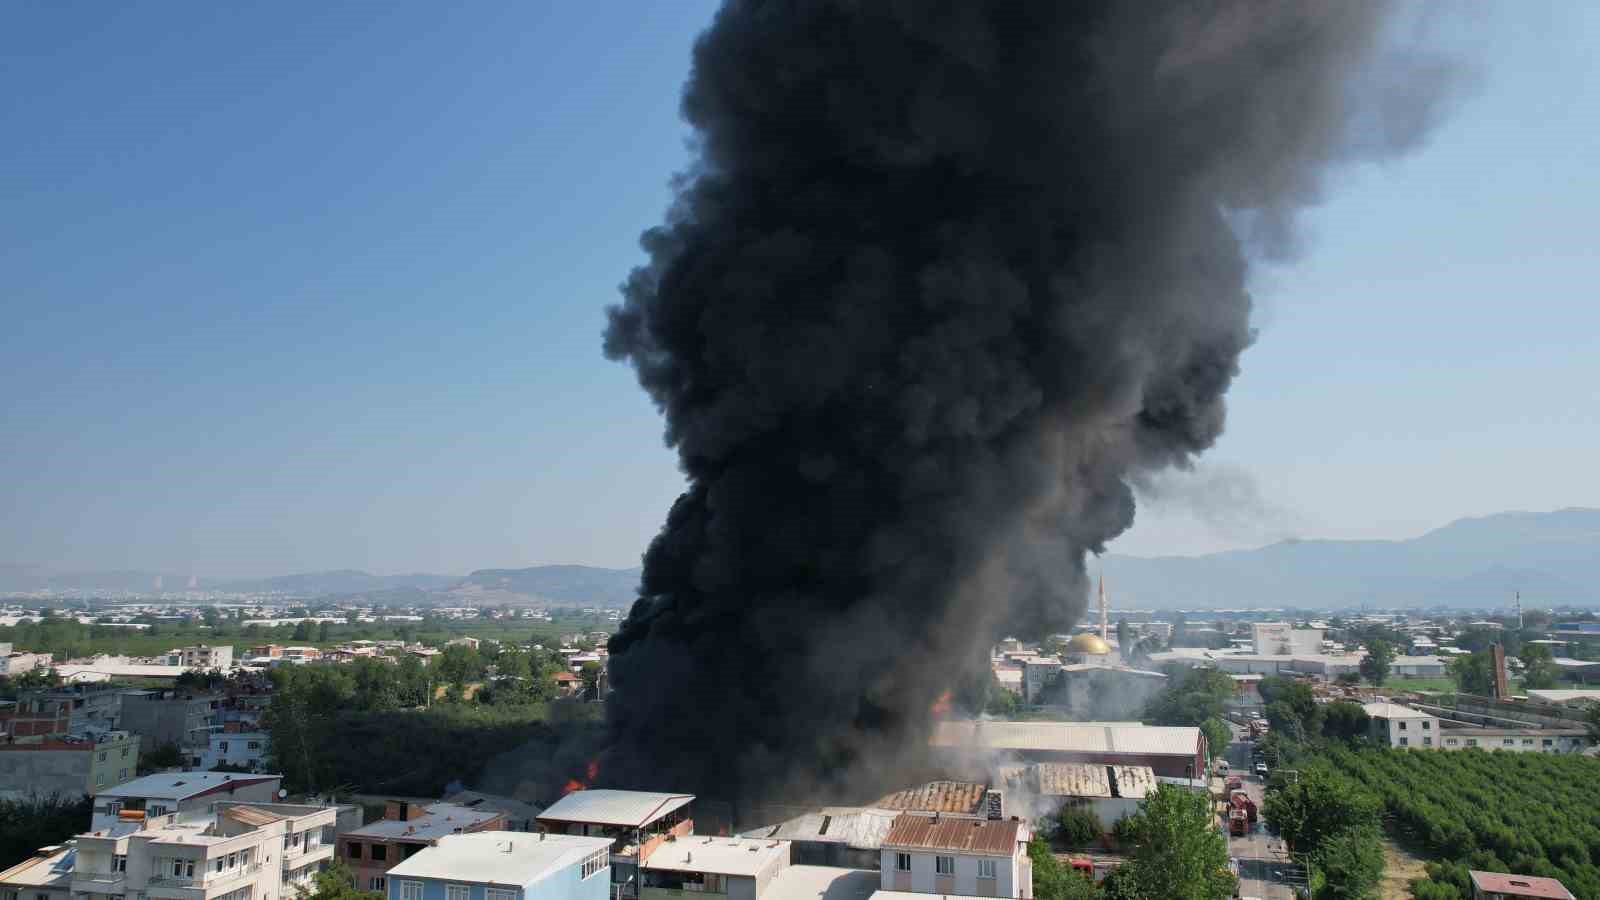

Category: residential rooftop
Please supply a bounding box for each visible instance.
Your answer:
[642,836,788,877]
[742,807,898,850]
[386,832,613,887]
[0,845,75,891]
[96,772,281,802]
[345,803,501,841]
[1362,703,1434,720]
[1468,870,1575,900]
[762,866,878,900]
[538,790,693,828]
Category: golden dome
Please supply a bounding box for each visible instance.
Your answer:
[1065,633,1112,656]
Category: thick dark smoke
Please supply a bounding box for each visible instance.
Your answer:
[600,0,1454,806]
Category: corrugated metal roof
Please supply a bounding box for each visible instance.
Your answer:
[880,814,1022,856]
[873,782,988,815]
[537,790,694,828]
[1109,766,1155,800]
[930,720,1201,757]
[745,807,898,849]
[996,762,1155,800]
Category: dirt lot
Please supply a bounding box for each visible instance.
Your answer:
[1379,837,1429,900]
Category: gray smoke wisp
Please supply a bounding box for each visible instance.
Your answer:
[1130,462,1307,547]
[600,0,1456,806]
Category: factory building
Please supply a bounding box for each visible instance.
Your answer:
[931,720,1207,780]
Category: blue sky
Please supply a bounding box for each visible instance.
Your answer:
[2,3,1595,576]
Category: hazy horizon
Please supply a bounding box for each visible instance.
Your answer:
[5,4,1597,577]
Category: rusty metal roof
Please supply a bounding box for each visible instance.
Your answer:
[221,806,285,826]
[873,781,988,815]
[997,762,1156,800]
[880,814,1023,856]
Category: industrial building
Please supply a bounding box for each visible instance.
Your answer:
[996,762,1155,830]
[1364,703,1439,749]
[1468,869,1575,899]
[931,720,1207,780]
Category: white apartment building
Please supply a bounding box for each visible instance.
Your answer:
[168,646,235,672]
[195,733,271,773]
[1363,703,1439,749]
[61,801,338,900]
[879,815,1031,899]
[92,773,283,831]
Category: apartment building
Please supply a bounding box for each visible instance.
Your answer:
[0,844,74,900]
[91,772,283,831]
[537,791,694,900]
[384,832,614,900]
[167,646,235,672]
[1363,703,1440,749]
[194,732,270,772]
[3,686,124,739]
[120,692,219,751]
[640,836,790,900]
[339,801,505,893]
[67,801,338,900]
[0,731,141,801]
[879,815,1032,899]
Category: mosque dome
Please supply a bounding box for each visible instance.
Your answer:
[1065,632,1112,656]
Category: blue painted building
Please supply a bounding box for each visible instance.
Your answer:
[386,832,614,900]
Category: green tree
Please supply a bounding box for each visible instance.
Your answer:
[1263,770,1380,857]
[1105,785,1234,900]
[1518,642,1558,690]
[436,644,484,689]
[1311,824,1385,900]
[292,621,313,642]
[1358,640,1393,688]
[1448,652,1496,696]
[0,794,94,870]
[1319,701,1370,743]
[263,665,355,792]
[1584,702,1600,744]
[316,621,331,643]
[139,742,185,774]
[1335,672,1361,687]
[1054,807,1101,848]
[1199,717,1231,762]
[295,861,382,900]
[1142,668,1235,730]
[1028,836,1100,900]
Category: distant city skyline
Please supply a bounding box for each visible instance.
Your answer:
[4,4,1597,576]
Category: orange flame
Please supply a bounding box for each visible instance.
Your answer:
[562,779,585,795]
[930,690,953,717]
[562,758,602,796]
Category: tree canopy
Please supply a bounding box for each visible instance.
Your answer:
[1101,784,1234,900]
[1358,639,1394,687]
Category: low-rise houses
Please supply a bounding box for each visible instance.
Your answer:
[120,691,219,752]
[194,731,271,772]
[165,645,235,671]
[0,842,74,900]
[1364,703,1440,749]
[384,832,615,900]
[0,731,141,801]
[339,800,507,893]
[641,836,790,900]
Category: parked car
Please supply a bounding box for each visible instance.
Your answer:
[1254,762,1269,777]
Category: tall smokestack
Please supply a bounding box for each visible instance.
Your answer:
[1099,575,1109,644]
[601,0,1459,805]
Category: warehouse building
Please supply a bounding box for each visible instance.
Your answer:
[931,721,1206,780]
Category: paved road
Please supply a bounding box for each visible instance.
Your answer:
[1223,724,1299,899]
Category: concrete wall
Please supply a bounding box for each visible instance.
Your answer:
[1370,714,1439,749]
[120,695,217,749]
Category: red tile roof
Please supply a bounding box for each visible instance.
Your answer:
[880,814,1023,856]
[1469,870,1576,900]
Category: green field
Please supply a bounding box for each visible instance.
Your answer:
[0,611,618,663]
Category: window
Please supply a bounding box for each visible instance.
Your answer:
[113,855,127,873]
[977,860,997,879]
[370,844,387,861]
[935,857,955,876]
[1398,737,1408,747]
[1422,737,1432,747]
[347,842,362,860]
[1397,722,1407,731]
[119,769,128,781]
[1543,739,1554,747]
[122,747,130,757]
[173,858,195,878]
[1466,739,1478,747]
[447,885,470,900]
[370,879,387,893]
[214,857,226,874]
[1523,739,1534,746]
[486,890,514,900]
[241,849,253,866]
[1421,721,1431,730]
[1503,738,1515,747]
[581,850,609,880]
[247,741,261,750]
[1445,738,1458,746]
[895,854,911,872]
[219,742,229,752]
[99,751,108,762]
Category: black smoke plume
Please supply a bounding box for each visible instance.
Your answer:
[601,0,1455,805]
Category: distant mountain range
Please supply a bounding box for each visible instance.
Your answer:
[1104,507,1600,610]
[5,508,1597,610]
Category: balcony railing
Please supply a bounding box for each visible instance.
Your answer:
[148,863,263,889]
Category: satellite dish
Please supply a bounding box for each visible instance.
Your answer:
[279,789,288,799]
